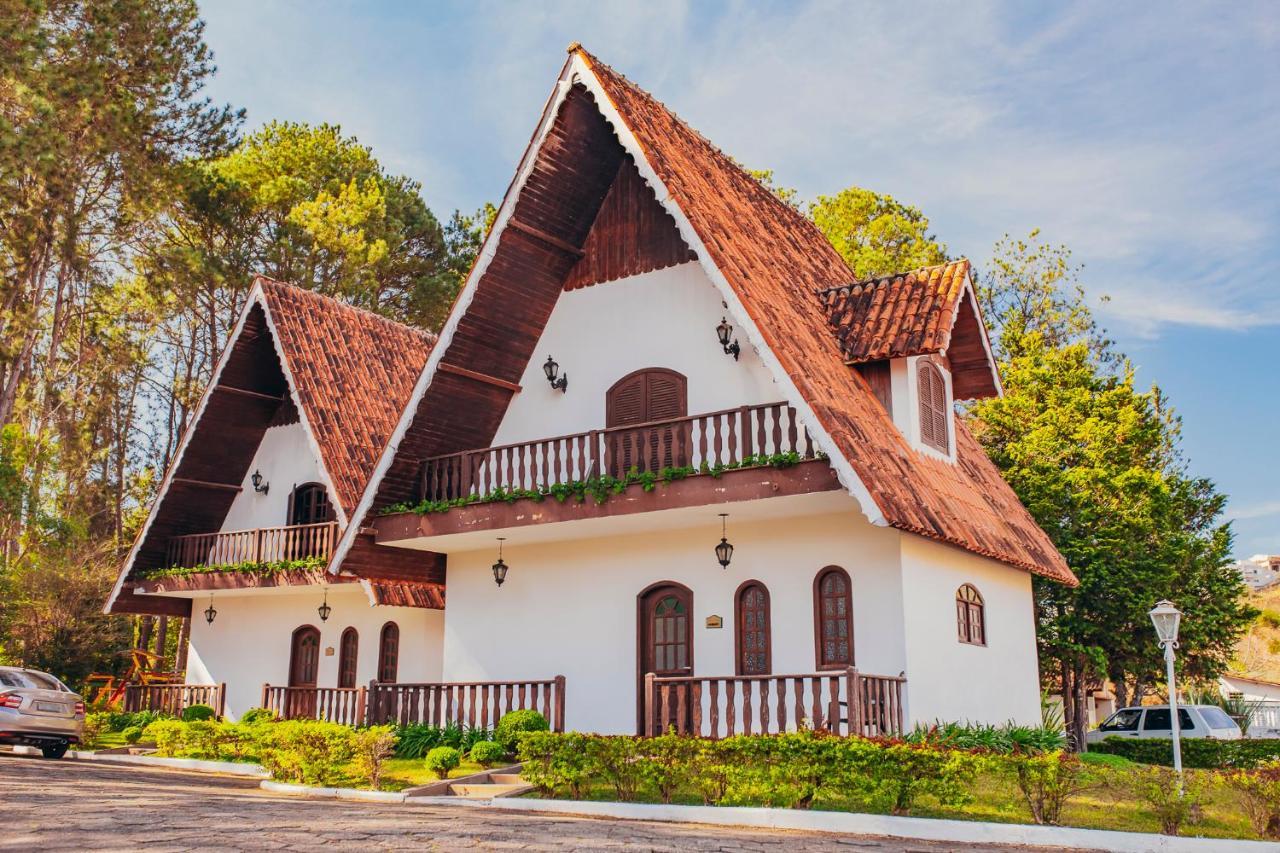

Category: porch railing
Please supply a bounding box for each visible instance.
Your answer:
[261,684,367,727]
[642,668,905,739]
[122,683,226,718]
[259,676,566,731]
[420,401,815,502]
[166,521,340,569]
[366,676,566,732]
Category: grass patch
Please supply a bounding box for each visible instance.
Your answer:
[1079,751,1135,769]
[376,757,488,791]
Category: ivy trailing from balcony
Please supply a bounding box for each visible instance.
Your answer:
[144,555,327,580]
[383,451,823,516]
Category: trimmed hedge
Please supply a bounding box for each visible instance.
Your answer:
[1091,736,1280,769]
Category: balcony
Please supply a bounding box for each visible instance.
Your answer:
[375,402,843,550]
[165,521,341,570]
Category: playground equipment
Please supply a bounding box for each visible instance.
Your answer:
[85,649,183,709]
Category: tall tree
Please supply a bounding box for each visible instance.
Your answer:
[970,231,1253,747]
[809,187,947,279]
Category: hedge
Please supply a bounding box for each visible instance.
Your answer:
[1091,736,1280,769]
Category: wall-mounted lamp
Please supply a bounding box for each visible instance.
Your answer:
[317,587,332,623]
[543,356,568,392]
[714,513,734,569]
[204,596,218,625]
[492,537,509,587]
[716,318,741,361]
[251,469,269,495]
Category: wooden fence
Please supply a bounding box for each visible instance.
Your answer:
[421,401,815,502]
[122,683,226,718]
[166,521,340,569]
[642,668,905,739]
[366,676,566,732]
[261,684,367,727]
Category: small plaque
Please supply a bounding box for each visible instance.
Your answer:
[324,646,335,656]
[705,615,723,629]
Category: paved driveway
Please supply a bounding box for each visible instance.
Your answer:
[1,751,1090,852]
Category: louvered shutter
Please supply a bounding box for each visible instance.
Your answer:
[646,371,688,470]
[606,369,688,474]
[917,362,949,452]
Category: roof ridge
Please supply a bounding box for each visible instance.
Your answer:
[254,275,439,344]
[815,258,971,298]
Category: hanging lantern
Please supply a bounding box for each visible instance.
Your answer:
[492,537,509,587]
[318,587,332,623]
[715,317,741,361]
[714,513,734,568]
[204,597,218,625]
[543,355,568,392]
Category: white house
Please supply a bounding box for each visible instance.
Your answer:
[106,46,1076,737]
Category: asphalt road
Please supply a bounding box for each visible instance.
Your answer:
[1,750,1091,852]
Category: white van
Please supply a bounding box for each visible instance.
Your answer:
[1085,704,1243,745]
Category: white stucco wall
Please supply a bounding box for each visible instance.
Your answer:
[220,422,327,532]
[184,585,443,719]
[898,535,1042,726]
[492,262,785,445]
[440,502,906,734]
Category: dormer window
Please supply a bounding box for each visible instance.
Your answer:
[917,361,949,453]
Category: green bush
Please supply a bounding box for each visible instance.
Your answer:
[1221,759,1280,839]
[393,723,492,758]
[1091,736,1280,768]
[469,740,507,768]
[351,726,397,791]
[425,746,461,779]
[181,704,217,722]
[1121,765,1206,836]
[495,710,549,754]
[992,750,1087,825]
[907,720,1065,754]
[256,720,356,786]
[105,710,166,732]
[142,720,189,756]
[239,708,277,725]
[121,725,144,745]
[518,731,592,797]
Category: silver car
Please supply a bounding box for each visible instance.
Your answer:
[1085,703,1243,745]
[0,666,85,758]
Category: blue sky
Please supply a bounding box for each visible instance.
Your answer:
[196,1,1280,557]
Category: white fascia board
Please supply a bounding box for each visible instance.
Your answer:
[570,54,886,528]
[327,60,579,575]
[105,282,265,613]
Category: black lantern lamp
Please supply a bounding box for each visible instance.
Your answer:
[251,469,269,495]
[716,317,741,361]
[714,513,734,569]
[204,596,218,625]
[317,587,331,623]
[492,538,509,587]
[543,355,568,392]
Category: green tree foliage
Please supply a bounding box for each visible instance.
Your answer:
[808,187,948,279]
[970,230,1253,748]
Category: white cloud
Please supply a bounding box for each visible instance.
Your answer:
[1231,501,1280,522]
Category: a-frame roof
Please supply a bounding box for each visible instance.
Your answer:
[105,278,436,613]
[331,46,1075,586]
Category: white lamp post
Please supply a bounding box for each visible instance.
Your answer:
[1149,599,1183,788]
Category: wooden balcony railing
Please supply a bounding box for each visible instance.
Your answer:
[420,401,815,502]
[366,676,566,732]
[122,683,226,718]
[260,677,566,731]
[166,521,340,569]
[642,668,905,739]
[261,684,367,727]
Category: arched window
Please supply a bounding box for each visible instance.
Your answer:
[377,622,399,683]
[735,581,771,676]
[956,584,986,646]
[813,566,854,669]
[337,627,359,688]
[289,482,332,526]
[917,361,949,452]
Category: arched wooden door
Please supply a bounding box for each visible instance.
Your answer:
[606,368,688,476]
[288,625,321,718]
[637,582,693,732]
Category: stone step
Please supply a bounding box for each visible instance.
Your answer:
[488,773,526,785]
[447,782,531,799]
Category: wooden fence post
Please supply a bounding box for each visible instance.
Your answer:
[844,667,860,737]
[643,673,656,737]
[356,686,367,727]
[217,683,227,719]
[260,682,270,714]
[553,675,566,733]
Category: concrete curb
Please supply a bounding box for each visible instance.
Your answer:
[401,796,1276,852]
[259,780,407,803]
[67,750,269,778]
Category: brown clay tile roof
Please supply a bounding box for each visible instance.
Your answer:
[578,49,1075,585]
[819,260,971,364]
[364,579,446,609]
[257,278,436,517]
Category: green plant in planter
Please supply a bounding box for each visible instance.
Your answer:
[469,740,507,768]
[181,703,216,722]
[495,709,549,754]
[425,746,461,779]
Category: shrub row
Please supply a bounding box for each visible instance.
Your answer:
[906,721,1066,754]
[1091,736,1280,769]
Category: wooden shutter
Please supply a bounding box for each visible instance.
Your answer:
[606,369,688,473]
[918,361,949,452]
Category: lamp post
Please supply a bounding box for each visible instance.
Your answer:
[1149,599,1183,788]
